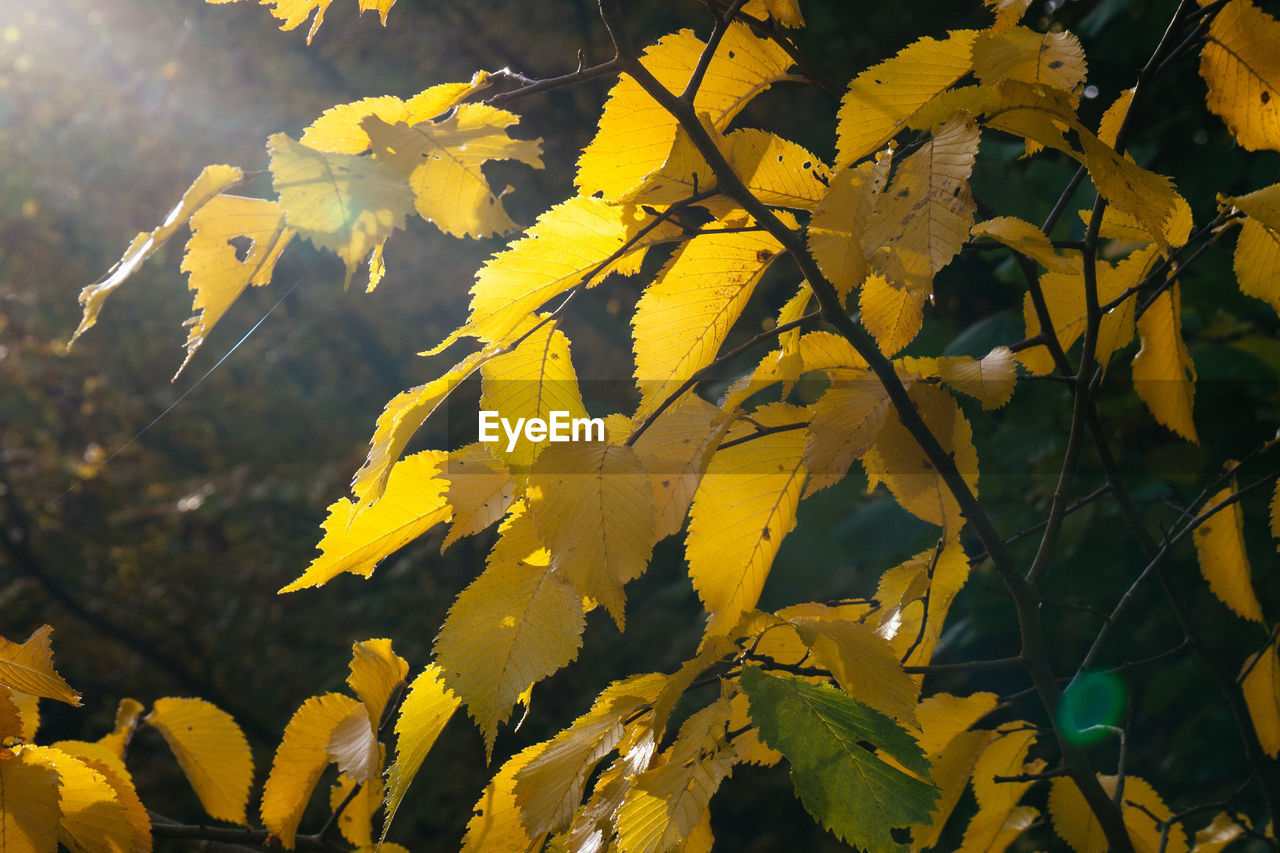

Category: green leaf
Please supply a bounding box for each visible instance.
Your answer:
[740,666,937,853]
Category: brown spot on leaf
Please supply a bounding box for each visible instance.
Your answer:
[1263,90,1271,104]
[761,527,771,541]
[1049,60,1064,69]
[756,249,774,262]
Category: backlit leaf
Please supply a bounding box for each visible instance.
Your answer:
[205,0,395,44]
[176,195,294,375]
[616,694,736,853]
[69,164,243,346]
[687,404,807,637]
[1199,0,1280,152]
[1193,813,1248,852]
[972,27,1087,94]
[1193,484,1264,622]
[577,23,792,200]
[1234,217,1280,315]
[1050,775,1187,853]
[514,675,667,838]
[959,724,1037,851]
[480,323,590,470]
[327,712,384,789]
[1078,128,1182,254]
[363,103,542,239]
[284,451,451,592]
[912,729,993,851]
[985,0,1032,31]
[440,444,516,549]
[0,690,22,742]
[267,133,413,287]
[873,540,971,668]
[803,373,891,496]
[742,667,936,853]
[383,665,461,837]
[0,746,60,853]
[1241,640,1280,758]
[0,626,80,706]
[631,394,726,542]
[20,745,139,853]
[633,225,784,419]
[145,698,253,826]
[809,157,891,302]
[346,638,408,731]
[1133,284,1199,442]
[727,129,831,211]
[98,699,145,760]
[861,273,928,358]
[971,216,1078,275]
[300,75,489,154]
[329,774,382,847]
[933,348,1018,410]
[50,741,151,853]
[461,743,544,852]
[835,30,979,167]
[261,693,363,848]
[434,508,585,753]
[528,443,655,627]
[568,729,658,853]
[789,614,920,725]
[914,691,999,757]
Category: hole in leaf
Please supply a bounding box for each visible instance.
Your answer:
[1263,90,1271,104]
[227,236,253,262]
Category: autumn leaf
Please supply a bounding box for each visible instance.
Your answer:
[363,102,543,239]
[726,129,831,211]
[440,444,516,549]
[1133,284,1199,442]
[0,626,80,707]
[268,132,413,288]
[959,724,1038,851]
[971,216,1078,275]
[1049,774,1188,853]
[528,442,656,626]
[205,0,396,44]
[1233,216,1280,315]
[808,157,891,302]
[460,742,545,852]
[434,507,586,754]
[346,638,408,729]
[972,26,1087,94]
[787,613,920,725]
[741,667,936,853]
[261,693,364,848]
[1241,640,1280,758]
[69,164,243,346]
[1199,0,1280,152]
[0,746,61,853]
[382,665,460,838]
[835,29,979,167]
[145,698,254,826]
[1193,484,1264,623]
[21,744,142,853]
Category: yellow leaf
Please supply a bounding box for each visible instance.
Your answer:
[985,0,1032,31]
[1234,217,1280,315]
[874,540,971,668]
[434,508,585,753]
[863,385,979,531]
[1241,640,1280,758]
[528,442,656,627]
[972,27,1087,94]
[835,30,979,167]
[1098,88,1135,148]
[1200,0,1280,152]
[329,773,383,847]
[616,694,736,853]
[440,444,515,549]
[326,706,379,786]
[726,690,783,767]
[971,216,1079,274]
[631,394,726,542]
[1050,774,1188,853]
[0,627,79,707]
[633,225,785,419]
[351,344,500,510]
[69,164,243,346]
[577,23,793,200]
[145,698,253,826]
[914,691,999,756]
[284,451,451,592]
[205,0,395,44]
[1193,812,1248,852]
[743,0,804,27]
[98,699,144,760]
[803,372,892,496]
[932,348,1018,410]
[863,113,980,297]
[1019,247,1152,376]
[299,75,489,154]
[0,690,22,742]
[267,133,413,287]
[434,197,668,354]
[960,724,1037,851]
[979,78,1080,158]
[1078,128,1182,254]
[1272,478,1280,545]
[988,806,1039,853]
[727,129,831,210]
[346,639,408,731]
[383,665,460,837]
[261,693,363,848]
[479,323,590,470]
[461,742,545,852]
[0,745,61,853]
[10,690,40,742]
[50,741,151,853]
[911,729,994,851]
[687,404,808,637]
[1193,485,1265,622]
[514,675,667,838]
[788,613,920,725]
[568,729,659,852]
[363,103,542,239]
[808,157,892,302]
[1133,284,1199,443]
[1228,182,1280,230]
[860,273,929,357]
[20,744,139,853]
[177,195,294,376]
